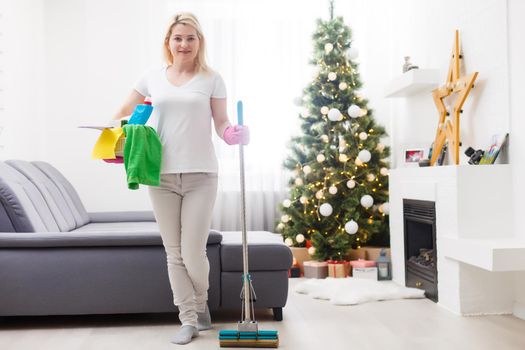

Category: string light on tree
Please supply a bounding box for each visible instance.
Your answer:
[380,167,389,176]
[339,154,349,162]
[367,173,376,182]
[321,134,329,143]
[300,196,308,204]
[315,190,324,199]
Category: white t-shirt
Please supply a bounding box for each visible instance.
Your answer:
[134,66,226,174]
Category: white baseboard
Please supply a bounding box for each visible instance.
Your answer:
[513,301,525,321]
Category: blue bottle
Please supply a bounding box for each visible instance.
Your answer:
[128,100,153,125]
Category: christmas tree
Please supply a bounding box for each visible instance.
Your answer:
[277,2,390,262]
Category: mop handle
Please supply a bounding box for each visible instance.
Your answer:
[237,101,251,321]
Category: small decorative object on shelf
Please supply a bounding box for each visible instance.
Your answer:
[303,260,328,279]
[327,260,351,278]
[375,248,392,280]
[479,133,509,164]
[464,146,485,165]
[402,56,419,73]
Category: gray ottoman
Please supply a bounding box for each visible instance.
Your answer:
[218,231,292,321]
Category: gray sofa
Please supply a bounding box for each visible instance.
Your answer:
[0,160,292,321]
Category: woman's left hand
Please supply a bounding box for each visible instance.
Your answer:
[223,125,250,145]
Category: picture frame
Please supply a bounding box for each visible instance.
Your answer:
[404,148,425,164]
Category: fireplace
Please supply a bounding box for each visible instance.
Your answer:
[403,199,438,302]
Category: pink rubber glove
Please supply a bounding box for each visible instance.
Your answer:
[223,125,250,145]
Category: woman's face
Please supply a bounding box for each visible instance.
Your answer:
[168,23,200,66]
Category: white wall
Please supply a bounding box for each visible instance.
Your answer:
[508,0,525,314]
[1,0,46,160]
[41,0,166,212]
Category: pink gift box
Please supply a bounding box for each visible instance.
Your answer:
[349,259,376,268]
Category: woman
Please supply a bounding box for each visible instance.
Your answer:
[112,13,249,345]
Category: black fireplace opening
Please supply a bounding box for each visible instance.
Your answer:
[403,199,438,302]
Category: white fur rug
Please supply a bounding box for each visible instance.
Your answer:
[294,277,425,305]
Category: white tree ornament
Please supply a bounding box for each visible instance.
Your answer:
[358,149,371,163]
[328,108,343,121]
[346,47,359,60]
[345,220,358,234]
[319,203,333,216]
[360,195,374,208]
[348,104,362,118]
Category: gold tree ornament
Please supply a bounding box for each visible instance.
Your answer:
[430,30,479,166]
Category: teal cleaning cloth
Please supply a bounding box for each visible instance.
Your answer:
[122,124,162,190]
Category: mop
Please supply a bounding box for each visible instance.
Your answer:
[218,101,279,348]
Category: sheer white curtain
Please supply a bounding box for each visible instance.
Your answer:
[164,0,327,230]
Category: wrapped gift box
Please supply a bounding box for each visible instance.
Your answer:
[327,260,350,278]
[349,259,376,268]
[303,261,328,279]
[352,267,378,280]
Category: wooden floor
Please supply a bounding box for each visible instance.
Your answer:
[1,278,525,349]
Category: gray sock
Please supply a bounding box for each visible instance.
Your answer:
[197,304,212,331]
[171,325,199,345]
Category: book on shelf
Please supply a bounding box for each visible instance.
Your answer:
[479,133,509,165]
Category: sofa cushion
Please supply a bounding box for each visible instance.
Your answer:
[7,160,76,231]
[0,228,223,248]
[32,161,90,227]
[220,231,292,271]
[0,162,59,232]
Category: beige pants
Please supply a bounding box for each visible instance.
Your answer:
[148,172,218,327]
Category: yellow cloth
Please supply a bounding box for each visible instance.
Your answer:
[91,127,124,159]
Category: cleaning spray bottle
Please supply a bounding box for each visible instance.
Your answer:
[128,99,153,125]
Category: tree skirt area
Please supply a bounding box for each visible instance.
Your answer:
[294,277,425,305]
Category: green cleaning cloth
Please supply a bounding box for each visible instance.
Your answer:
[122,124,162,190]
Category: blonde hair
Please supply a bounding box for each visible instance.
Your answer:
[163,13,209,73]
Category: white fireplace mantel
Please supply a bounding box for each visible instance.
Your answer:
[389,164,524,316]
